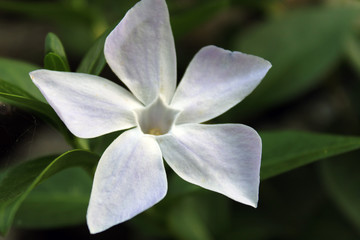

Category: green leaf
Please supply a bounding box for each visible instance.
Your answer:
[167,196,213,240]
[0,150,99,236]
[167,173,201,199]
[232,7,359,117]
[321,152,360,234]
[170,0,229,38]
[165,193,231,240]
[0,80,58,124]
[0,58,45,102]
[44,52,69,72]
[260,131,360,180]
[44,32,70,71]
[89,130,122,155]
[0,1,105,55]
[0,1,89,20]
[0,78,72,143]
[45,33,68,60]
[0,170,8,186]
[76,28,110,75]
[14,168,92,229]
[0,62,61,129]
[345,34,360,78]
[0,77,35,99]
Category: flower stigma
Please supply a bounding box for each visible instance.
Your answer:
[135,97,180,136]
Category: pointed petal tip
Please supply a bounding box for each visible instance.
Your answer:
[86,213,115,234]
[172,45,272,123]
[28,70,34,78]
[104,0,176,105]
[201,45,272,62]
[249,197,259,208]
[224,189,259,208]
[86,189,169,235]
[202,45,272,74]
[28,69,44,83]
[28,70,141,138]
[86,219,104,235]
[158,124,261,209]
[86,129,168,234]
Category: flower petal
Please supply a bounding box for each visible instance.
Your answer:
[105,0,176,105]
[87,128,167,234]
[171,46,271,124]
[157,123,261,207]
[30,70,142,138]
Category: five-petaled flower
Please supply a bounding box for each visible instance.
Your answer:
[30,0,271,234]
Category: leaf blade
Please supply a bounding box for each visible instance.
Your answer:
[44,32,70,71]
[44,52,70,72]
[321,152,360,234]
[0,150,99,235]
[233,7,359,117]
[0,58,44,102]
[76,30,108,75]
[260,131,360,180]
[14,168,92,229]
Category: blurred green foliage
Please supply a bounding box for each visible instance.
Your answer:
[234,6,358,117]
[0,0,360,239]
[14,167,92,229]
[0,150,98,235]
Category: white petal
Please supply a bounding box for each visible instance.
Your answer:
[171,46,271,124]
[87,128,167,234]
[105,0,176,105]
[30,70,142,138]
[157,123,261,207]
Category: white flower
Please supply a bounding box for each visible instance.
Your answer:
[30,0,271,234]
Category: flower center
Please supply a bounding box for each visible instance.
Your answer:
[135,97,180,136]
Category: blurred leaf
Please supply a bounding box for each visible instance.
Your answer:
[199,194,231,239]
[76,27,111,75]
[44,33,70,71]
[0,61,73,144]
[233,7,359,117]
[167,173,201,199]
[0,58,44,102]
[167,196,213,240]
[0,78,35,99]
[0,170,8,186]
[14,168,92,229]
[0,79,73,144]
[88,130,122,155]
[299,206,360,240]
[129,207,171,239]
[44,53,70,72]
[260,131,360,180]
[321,151,360,234]
[166,193,231,240]
[345,34,360,77]
[0,1,93,26]
[229,0,274,8]
[0,150,99,236]
[0,1,102,55]
[0,80,59,125]
[171,0,229,38]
